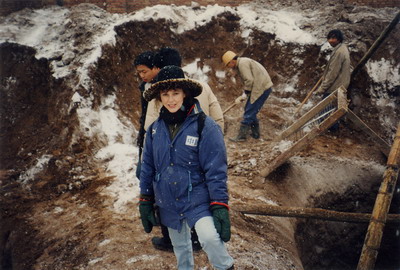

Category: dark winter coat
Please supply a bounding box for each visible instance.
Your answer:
[137,81,148,150]
[136,82,152,178]
[139,101,228,231]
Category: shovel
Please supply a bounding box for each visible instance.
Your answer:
[223,102,237,115]
[293,77,322,117]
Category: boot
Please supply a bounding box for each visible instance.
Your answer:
[191,229,202,252]
[229,124,250,142]
[250,123,260,139]
[151,236,173,252]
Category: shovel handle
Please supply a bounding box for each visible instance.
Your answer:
[294,77,323,116]
[223,102,237,115]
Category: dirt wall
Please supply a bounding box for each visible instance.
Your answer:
[1,0,399,16]
[0,42,76,170]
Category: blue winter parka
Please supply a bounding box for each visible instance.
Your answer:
[139,102,229,231]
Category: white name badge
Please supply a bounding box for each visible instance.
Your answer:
[185,135,198,147]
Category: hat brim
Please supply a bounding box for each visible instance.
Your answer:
[143,78,203,102]
[222,51,237,66]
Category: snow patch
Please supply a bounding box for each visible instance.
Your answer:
[53,207,64,214]
[99,239,111,246]
[256,196,279,206]
[18,154,53,184]
[183,58,211,82]
[126,254,158,264]
[88,258,103,265]
[237,5,317,44]
[273,140,293,153]
[215,70,226,79]
[84,95,139,212]
[249,158,257,166]
[367,58,400,85]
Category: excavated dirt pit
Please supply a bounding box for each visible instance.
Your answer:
[296,183,400,270]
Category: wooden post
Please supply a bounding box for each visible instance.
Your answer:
[357,124,400,270]
[387,123,400,168]
[337,86,348,109]
[238,205,400,224]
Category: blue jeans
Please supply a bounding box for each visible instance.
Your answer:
[168,216,234,270]
[241,88,272,126]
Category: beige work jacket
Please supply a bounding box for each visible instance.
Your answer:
[318,43,351,94]
[237,57,273,104]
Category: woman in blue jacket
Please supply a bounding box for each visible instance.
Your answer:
[138,65,234,270]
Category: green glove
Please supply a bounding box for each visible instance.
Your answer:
[210,204,231,242]
[139,199,157,233]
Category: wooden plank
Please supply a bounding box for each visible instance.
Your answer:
[276,90,338,141]
[238,204,400,224]
[261,107,348,177]
[357,166,400,270]
[346,110,391,157]
[337,86,348,109]
[387,123,400,167]
[357,125,400,270]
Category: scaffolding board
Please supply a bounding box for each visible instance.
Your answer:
[260,86,390,178]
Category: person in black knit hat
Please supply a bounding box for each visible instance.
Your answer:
[133,51,159,179]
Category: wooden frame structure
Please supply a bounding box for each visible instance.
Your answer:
[259,86,391,178]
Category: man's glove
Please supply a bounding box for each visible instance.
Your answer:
[139,196,157,233]
[210,204,231,242]
[234,92,247,104]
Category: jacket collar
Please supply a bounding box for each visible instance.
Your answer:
[332,42,344,54]
[188,99,203,116]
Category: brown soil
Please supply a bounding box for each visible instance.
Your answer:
[1,2,399,270]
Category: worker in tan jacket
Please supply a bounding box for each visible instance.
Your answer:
[316,29,351,95]
[222,51,273,141]
[316,29,351,132]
